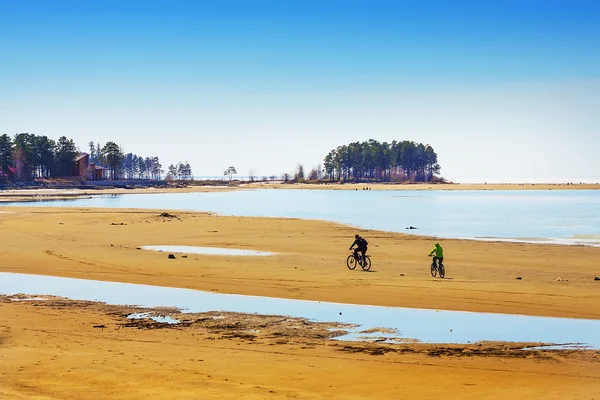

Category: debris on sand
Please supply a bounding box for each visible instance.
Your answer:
[159,212,177,218]
[168,254,176,259]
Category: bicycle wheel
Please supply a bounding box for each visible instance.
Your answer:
[361,256,372,271]
[438,263,445,278]
[430,263,437,277]
[346,255,357,270]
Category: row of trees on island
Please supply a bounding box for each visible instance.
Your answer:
[0,133,192,182]
[322,140,441,182]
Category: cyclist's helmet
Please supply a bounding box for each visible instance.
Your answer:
[355,234,359,239]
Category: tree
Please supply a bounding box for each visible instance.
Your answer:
[33,135,56,178]
[95,142,103,165]
[13,133,37,180]
[101,141,124,180]
[89,141,96,163]
[322,139,441,183]
[177,161,192,180]
[323,151,335,181]
[55,136,79,177]
[150,157,162,179]
[137,156,146,179]
[308,167,318,180]
[0,134,14,176]
[223,166,237,181]
[295,164,305,182]
[12,148,26,180]
[122,153,134,179]
[167,164,178,180]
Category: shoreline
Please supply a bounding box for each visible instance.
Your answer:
[0,181,598,201]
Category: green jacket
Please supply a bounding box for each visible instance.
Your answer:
[429,244,443,258]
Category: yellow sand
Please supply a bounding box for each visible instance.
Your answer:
[1,205,599,399]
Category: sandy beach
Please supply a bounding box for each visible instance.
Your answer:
[1,203,599,399]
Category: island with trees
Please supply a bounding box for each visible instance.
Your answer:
[321,140,441,183]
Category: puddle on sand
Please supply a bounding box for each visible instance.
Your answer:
[140,245,276,256]
[128,312,180,324]
[1,272,599,349]
[10,296,48,301]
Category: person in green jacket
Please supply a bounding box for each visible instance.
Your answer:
[428,242,444,266]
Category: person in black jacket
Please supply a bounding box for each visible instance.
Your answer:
[349,234,368,262]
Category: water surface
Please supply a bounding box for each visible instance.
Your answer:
[3,189,599,246]
[140,245,275,256]
[2,272,598,348]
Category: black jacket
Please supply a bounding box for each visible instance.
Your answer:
[350,237,368,250]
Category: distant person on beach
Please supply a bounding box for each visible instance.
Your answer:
[428,242,444,265]
[349,234,368,261]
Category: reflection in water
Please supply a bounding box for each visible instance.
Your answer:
[1,272,599,348]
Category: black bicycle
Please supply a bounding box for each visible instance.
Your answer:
[430,257,445,278]
[347,252,372,271]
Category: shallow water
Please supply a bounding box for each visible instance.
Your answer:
[140,245,275,256]
[127,312,180,324]
[2,272,599,348]
[3,189,599,246]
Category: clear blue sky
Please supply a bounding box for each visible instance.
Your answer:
[1,0,599,182]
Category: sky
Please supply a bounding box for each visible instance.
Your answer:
[1,0,599,183]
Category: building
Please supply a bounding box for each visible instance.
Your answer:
[71,153,108,180]
[0,166,16,181]
[88,163,108,180]
[73,153,89,178]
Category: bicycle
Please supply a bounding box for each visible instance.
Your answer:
[346,252,372,271]
[430,257,445,278]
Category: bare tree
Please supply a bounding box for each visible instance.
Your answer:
[223,166,237,181]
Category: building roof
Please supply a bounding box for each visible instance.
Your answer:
[75,152,89,162]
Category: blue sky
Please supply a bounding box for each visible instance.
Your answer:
[1,0,599,182]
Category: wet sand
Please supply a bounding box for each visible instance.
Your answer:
[1,207,599,398]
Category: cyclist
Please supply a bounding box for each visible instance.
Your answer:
[349,234,368,263]
[428,242,444,267]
